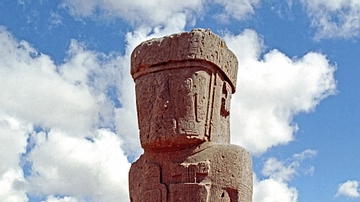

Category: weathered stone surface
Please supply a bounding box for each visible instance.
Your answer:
[129,28,252,202]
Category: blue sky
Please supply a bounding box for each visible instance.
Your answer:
[0,0,359,201]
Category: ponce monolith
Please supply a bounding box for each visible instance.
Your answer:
[129,28,252,202]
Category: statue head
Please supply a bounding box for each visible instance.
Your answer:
[131,29,238,152]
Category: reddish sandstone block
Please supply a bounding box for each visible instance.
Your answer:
[129,29,252,202]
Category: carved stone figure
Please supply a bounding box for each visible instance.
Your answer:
[129,28,252,202]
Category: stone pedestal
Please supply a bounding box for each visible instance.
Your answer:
[129,29,252,202]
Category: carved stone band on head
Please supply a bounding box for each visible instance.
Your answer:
[131,28,239,93]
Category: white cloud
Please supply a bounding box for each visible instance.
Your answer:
[0,169,28,202]
[224,29,337,155]
[301,0,360,39]
[254,150,316,202]
[262,149,316,181]
[0,24,143,154]
[335,180,360,198]
[0,115,31,201]
[0,116,30,177]
[293,149,317,161]
[61,0,260,27]
[27,129,130,201]
[0,27,99,134]
[212,0,260,22]
[254,175,298,202]
[0,26,134,201]
[261,158,298,182]
[61,0,203,27]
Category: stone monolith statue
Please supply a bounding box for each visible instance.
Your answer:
[129,28,252,202]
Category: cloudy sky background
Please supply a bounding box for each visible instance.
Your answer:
[0,0,359,201]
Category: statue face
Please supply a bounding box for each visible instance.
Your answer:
[135,67,212,151]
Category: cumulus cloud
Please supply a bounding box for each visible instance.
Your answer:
[0,26,135,200]
[0,116,29,177]
[0,169,28,201]
[301,0,360,39]
[27,129,130,201]
[224,29,336,155]
[254,176,298,202]
[253,150,316,202]
[0,25,145,156]
[262,150,316,181]
[0,116,29,201]
[0,27,99,134]
[335,180,360,198]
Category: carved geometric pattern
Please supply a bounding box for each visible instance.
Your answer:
[171,161,210,183]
